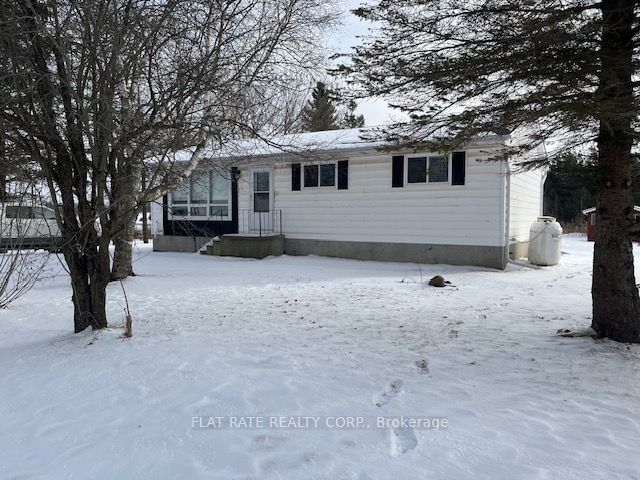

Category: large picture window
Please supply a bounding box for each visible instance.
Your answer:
[171,182,189,216]
[190,171,209,216]
[211,173,231,217]
[170,170,232,219]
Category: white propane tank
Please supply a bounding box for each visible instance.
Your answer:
[527,216,563,266]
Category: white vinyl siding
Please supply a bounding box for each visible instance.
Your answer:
[150,200,164,235]
[239,148,506,247]
[509,168,545,242]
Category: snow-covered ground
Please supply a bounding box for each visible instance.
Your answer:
[1,235,639,480]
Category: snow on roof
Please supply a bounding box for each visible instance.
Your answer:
[221,127,385,158]
[582,206,640,215]
[173,127,509,164]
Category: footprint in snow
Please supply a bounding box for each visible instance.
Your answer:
[373,380,403,407]
[415,359,429,374]
[389,426,418,456]
[251,434,286,451]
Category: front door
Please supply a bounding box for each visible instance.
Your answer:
[250,168,272,234]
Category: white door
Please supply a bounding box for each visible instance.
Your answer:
[250,168,273,233]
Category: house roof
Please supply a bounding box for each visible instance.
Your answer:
[582,206,640,215]
[174,127,510,164]
[224,128,387,157]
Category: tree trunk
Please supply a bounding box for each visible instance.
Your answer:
[142,202,149,244]
[0,125,6,203]
[65,237,109,333]
[142,170,149,244]
[591,0,640,342]
[111,220,135,280]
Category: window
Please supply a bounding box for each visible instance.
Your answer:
[405,155,452,185]
[408,157,427,183]
[5,206,57,220]
[172,182,189,203]
[304,165,319,187]
[301,162,341,189]
[211,172,231,217]
[170,170,231,219]
[428,156,448,183]
[5,206,33,219]
[190,171,209,216]
[320,164,335,186]
[33,207,56,220]
[171,181,189,216]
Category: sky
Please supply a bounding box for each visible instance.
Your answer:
[326,1,406,126]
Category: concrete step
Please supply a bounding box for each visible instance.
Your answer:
[204,234,284,259]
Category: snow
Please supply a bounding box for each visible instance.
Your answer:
[229,127,386,155]
[1,235,639,479]
[582,205,640,215]
[169,128,384,164]
[170,127,510,164]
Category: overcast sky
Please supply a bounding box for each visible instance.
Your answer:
[326,1,405,126]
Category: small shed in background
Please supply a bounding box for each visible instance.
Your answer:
[582,206,640,241]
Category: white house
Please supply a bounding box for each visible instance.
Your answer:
[151,128,546,269]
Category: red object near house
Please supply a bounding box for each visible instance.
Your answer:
[583,206,640,242]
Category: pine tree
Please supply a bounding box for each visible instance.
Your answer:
[301,82,340,132]
[342,100,365,129]
[543,154,598,224]
[344,0,640,342]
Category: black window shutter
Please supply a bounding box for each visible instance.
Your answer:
[392,155,404,187]
[452,151,466,185]
[291,163,301,191]
[337,160,348,190]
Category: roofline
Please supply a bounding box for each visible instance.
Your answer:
[184,135,510,166]
[582,206,640,215]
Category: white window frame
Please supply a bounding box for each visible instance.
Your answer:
[168,170,233,221]
[404,153,453,187]
[302,162,337,190]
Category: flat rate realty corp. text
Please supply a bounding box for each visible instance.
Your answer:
[192,416,448,430]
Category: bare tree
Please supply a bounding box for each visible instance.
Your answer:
[0,0,337,332]
[106,0,337,280]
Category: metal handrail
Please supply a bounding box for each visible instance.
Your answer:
[237,209,282,237]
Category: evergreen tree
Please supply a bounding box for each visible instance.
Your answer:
[342,100,365,129]
[544,155,640,224]
[301,82,340,132]
[344,0,640,342]
[543,154,598,224]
